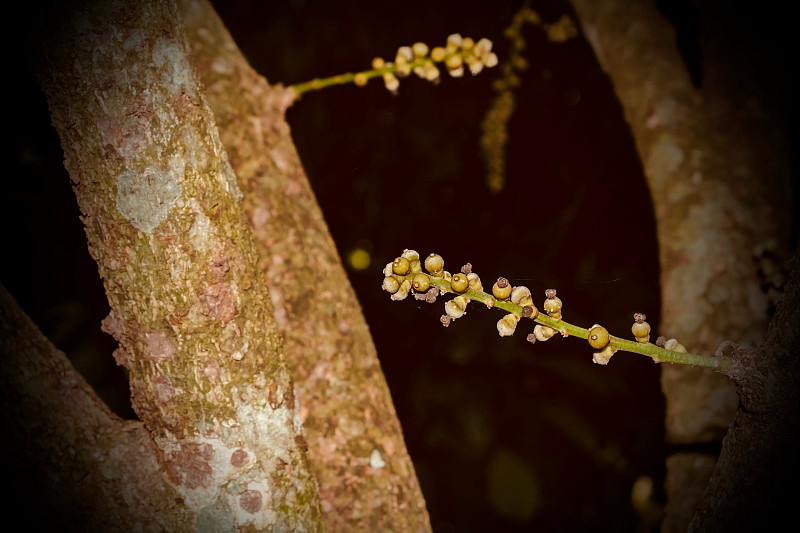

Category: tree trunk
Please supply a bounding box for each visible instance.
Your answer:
[0,283,192,531]
[36,0,323,529]
[177,0,431,530]
[21,0,430,530]
[568,0,792,530]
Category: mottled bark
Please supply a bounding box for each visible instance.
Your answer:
[177,1,431,530]
[568,0,791,530]
[1,283,191,531]
[37,0,323,530]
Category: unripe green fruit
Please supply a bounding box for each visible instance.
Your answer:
[543,296,562,317]
[424,253,444,274]
[383,276,400,294]
[492,278,512,300]
[412,273,430,292]
[631,321,651,338]
[451,273,469,293]
[392,256,410,276]
[588,324,610,349]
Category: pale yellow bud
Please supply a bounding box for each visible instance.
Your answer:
[467,57,483,76]
[424,63,440,82]
[396,46,413,63]
[466,272,482,291]
[412,42,429,58]
[383,73,399,92]
[445,54,463,70]
[483,52,499,68]
[510,286,531,305]
[391,279,412,301]
[448,66,464,78]
[533,324,556,342]
[497,314,519,337]
[475,38,493,57]
[446,33,463,48]
[354,73,368,87]
[444,295,469,319]
[592,345,617,365]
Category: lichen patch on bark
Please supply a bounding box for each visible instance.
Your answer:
[116,166,183,233]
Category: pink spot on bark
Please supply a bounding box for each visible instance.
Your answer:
[203,359,220,382]
[165,442,214,490]
[201,283,237,323]
[230,449,249,467]
[238,489,263,514]
[145,331,176,361]
[152,375,175,403]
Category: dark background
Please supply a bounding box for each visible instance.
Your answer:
[8,0,788,531]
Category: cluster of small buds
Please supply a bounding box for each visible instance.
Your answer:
[631,313,651,344]
[382,249,423,301]
[530,289,562,343]
[291,33,499,99]
[384,252,575,346]
[366,34,498,94]
[381,250,730,371]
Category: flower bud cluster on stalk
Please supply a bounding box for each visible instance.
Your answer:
[291,34,498,98]
[381,250,730,371]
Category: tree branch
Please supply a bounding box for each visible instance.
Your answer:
[0,283,191,531]
[36,0,323,529]
[689,244,800,531]
[177,0,431,529]
[568,0,791,530]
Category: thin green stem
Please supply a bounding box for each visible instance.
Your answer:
[290,51,474,98]
[421,274,730,372]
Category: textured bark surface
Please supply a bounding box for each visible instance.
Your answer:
[691,246,800,530]
[1,283,191,532]
[37,0,323,529]
[568,0,792,530]
[178,1,431,530]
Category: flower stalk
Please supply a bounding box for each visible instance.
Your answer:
[290,34,498,98]
[382,250,730,372]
